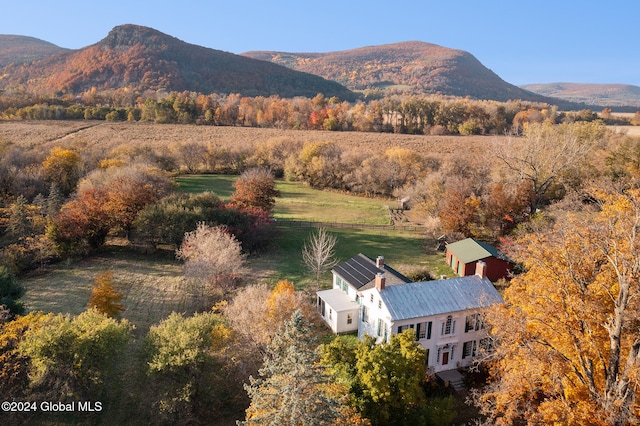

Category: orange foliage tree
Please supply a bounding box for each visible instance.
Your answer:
[475,187,640,425]
[87,271,125,317]
[230,167,280,213]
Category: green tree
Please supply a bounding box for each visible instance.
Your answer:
[0,265,25,319]
[7,195,31,239]
[243,311,344,425]
[321,331,447,426]
[143,311,234,422]
[19,308,132,400]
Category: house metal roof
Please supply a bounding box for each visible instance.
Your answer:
[316,289,359,312]
[446,238,510,264]
[333,253,411,290]
[379,275,504,321]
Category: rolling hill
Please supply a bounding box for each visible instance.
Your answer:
[0,35,68,67]
[243,41,556,103]
[0,25,355,100]
[521,83,640,109]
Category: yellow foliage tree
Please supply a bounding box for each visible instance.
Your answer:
[42,146,82,196]
[476,187,640,425]
[87,271,125,317]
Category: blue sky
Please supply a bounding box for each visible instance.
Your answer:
[3,0,638,86]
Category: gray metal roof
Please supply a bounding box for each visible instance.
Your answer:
[379,275,504,321]
[333,253,411,290]
[446,238,511,264]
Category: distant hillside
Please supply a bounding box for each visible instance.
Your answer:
[243,41,558,104]
[0,35,68,67]
[521,83,640,109]
[0,25,355,100]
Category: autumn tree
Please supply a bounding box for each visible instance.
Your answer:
[231,167,280,213]
[302,227,340,288]
[143,311,235,422]
[19,308,132,400]
[176,223,246,298]
[0,312,50,402]
[87,271,125,317]
[243,311,346,425]
[475,187,640,425]
[493,121,605,214]
[224,281,321,354]
[42,146,82,196]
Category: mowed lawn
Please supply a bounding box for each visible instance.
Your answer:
[175,174,392,225]
[20,175,451,326]
[20,248,202,333]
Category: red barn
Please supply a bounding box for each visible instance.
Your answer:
[445,238,513,281]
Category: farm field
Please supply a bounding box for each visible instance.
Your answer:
[0,120,497,159]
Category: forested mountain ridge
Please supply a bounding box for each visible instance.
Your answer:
[0,25,355,100]
[0,35,68,67]
[243,41,556,103]
[521,82,640,108]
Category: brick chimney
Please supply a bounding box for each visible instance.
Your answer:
[375,272,386,291]
[376,256,385,268]
[475,260,487,278]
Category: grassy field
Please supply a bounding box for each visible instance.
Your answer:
[175,174,393,225]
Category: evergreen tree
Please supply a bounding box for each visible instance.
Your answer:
[0,266,25,319]
[8,195,31,239]
[243,311,343,425]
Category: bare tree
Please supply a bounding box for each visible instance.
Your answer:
[302,227,340,289]
[493,121,605,214]
[176,223,246,298]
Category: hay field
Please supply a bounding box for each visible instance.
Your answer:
[0,120,497,159]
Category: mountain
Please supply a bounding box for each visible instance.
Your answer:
[243,41,555,103]
[0,35,68,67]
[0,25,355,100]
[521,83,640,109]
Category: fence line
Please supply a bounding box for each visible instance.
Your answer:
[274,219,424,232]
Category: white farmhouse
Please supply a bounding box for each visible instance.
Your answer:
[317,255,503,373]
[316,254,411,334]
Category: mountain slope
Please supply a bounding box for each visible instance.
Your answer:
[0,25,355,100]
[0,35,68,67]
[521,83,640,108]
[243,41,551,103]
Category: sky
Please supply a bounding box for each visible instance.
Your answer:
[2,0,638,86]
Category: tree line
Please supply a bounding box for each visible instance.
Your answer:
[2,89,634,134]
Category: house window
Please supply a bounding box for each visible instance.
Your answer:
[361,306,368,323]
[425,349,430,366]
[370,294,374,303]
[377,318,383,337]
[329,309,332,320]
[465,313,480,332]
[462,341,477,359]
[441,315,455,335]
[480,337,494,353]
[356,295,361,304]
[417,321,432,339]
[347,314,352,324]
[378,300,382,309]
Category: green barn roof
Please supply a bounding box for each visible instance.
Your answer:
[446,238,511,264]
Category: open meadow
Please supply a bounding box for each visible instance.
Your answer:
[0,120,497,159]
